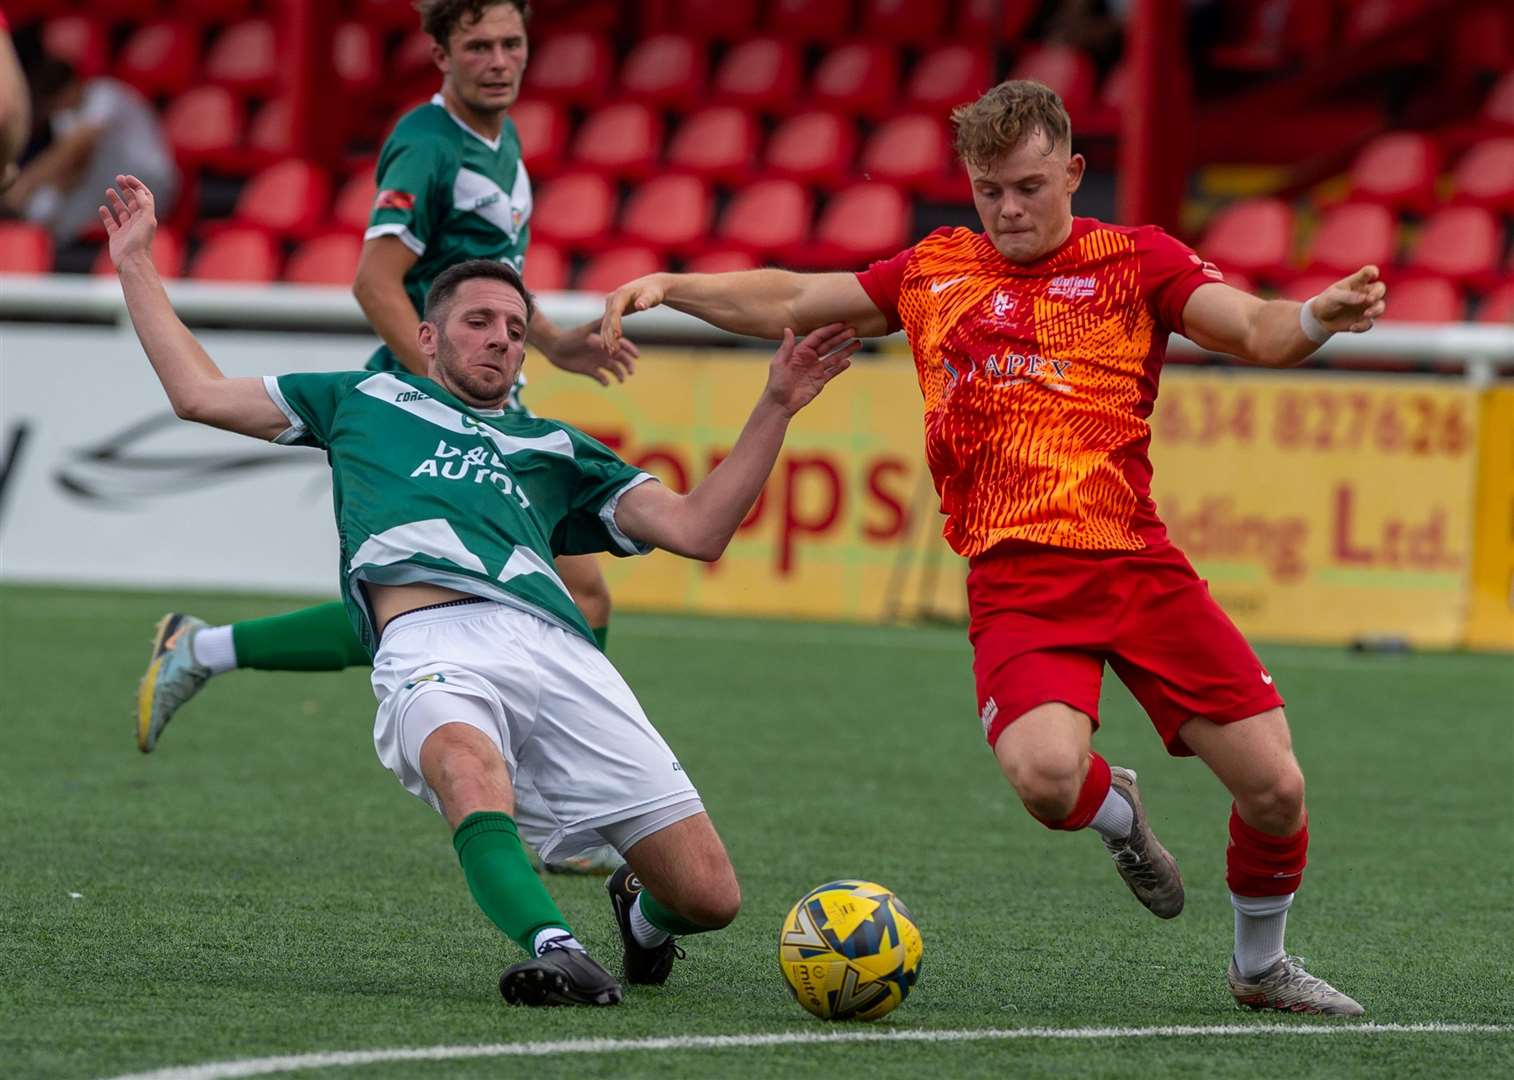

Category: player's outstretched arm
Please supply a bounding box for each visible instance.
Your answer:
[526,308,639,387]
[612,323,859,560]
[1182,266,1388,368]
[102,175,291,441]
[601,269,888,352]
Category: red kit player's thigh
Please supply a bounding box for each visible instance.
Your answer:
[1109,548,1283,756]
[973,638,1104,748]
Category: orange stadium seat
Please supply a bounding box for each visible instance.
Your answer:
[530,173,618,249]
[526,31,612,106]
[285,234,363,286]
[903,44,991,113]
[1450,138,1514,212]
[1011,46,1098,123]
[1478,281,1514,324]
[619,33,706,108]
[115,20,200,99]
[863,0,946,41]
[764,0,852,41]
[619,175,713,257]
[571,103,663,180]
[92,228,185,279]
[43,16,109,79]
[1379,277,1465,322]
[711,37,801,114]
[1346,133,1440,216]
[860,114,952,193]
[797,182,911,269]
[330,170,378,234]
[334,21,382,97]
[663,0,760,40]
[188,228,280,283]
[229,159,332,240]
[1405,207,1502,290]
[666,107,759,185]
[716,179,813,255]
[685,249,761,274]
[765,110,858,187]
[204,19,280,98]
[164,86,245,171]
[512,99,569,179]
[1198,199,1293,281]
[1303,203,1397,278]
[812,43,899,118]
[1484,71,1514,131]
[0,223,54,274]
[522,243,567,293]
[576,248,663,295]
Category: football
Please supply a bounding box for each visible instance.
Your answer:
[778,879,923,1021]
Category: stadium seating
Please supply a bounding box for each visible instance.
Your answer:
[285,234,363,286]
[43,16,109,80]
[1404,207,1502,290]
[1478,281,1514,324]
[522,242,568,293]
[903,45,992,113]
[1379,277,1465,322]
[91,228,185,279]
[958,0,1040,41]
[859,114,952,193]
[571,103,663,179]
[0,223,54,274]
[716,179,813,256]
[511,99,569,178]
[245,98,296,168]
[665,107,759,185]
[685,249,761,274]
[1302,203,1396,279]
[164,86,245,170]
[1345,133,1440,215]
[86,0,160,21]
[765,111,857,187]
[330,171,378,234]
[1011,46,1097,123]
[348,0,416,32]
[530,173,617,249]
[1450,138,1514,212]
[204,19,280,98]
[764,0,853,41]
[224,159,332,240]
[334,21,382,97]
[1484,71,1514,130]
[526,31,612,106]
[618,175,713,257]
[188,227,280,283]
[812,43,899,118]
[618,33,705,108]
[658,0,761,41]
[576,248,662,294]
[712,37,801,114]
[1198,198,1293,281]
[863,0,947,42]
[795,182,910,269]
[115,20,199,98]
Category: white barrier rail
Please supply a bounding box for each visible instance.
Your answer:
[3,273,1513,382]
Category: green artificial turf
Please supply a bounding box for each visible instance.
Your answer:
[2,585,1510,1079]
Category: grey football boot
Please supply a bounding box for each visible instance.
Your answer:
[136,613,211,753]
[1227,955,1365,1016]
[1102,766,1185,918]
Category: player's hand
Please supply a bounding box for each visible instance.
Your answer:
[600,273,667,354]
[99,174,158,270]
[764,323,859,416]
[546,319,639,385]
[1311,266,1388,334]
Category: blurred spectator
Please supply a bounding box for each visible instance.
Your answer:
[0,9,29,192]
[3,56,177,238]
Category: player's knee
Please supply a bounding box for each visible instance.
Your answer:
[1240,764,1306,834]
[673,869,742,930]
[1012,751,1086,824]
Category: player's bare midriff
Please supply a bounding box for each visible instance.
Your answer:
[366,582,478,635]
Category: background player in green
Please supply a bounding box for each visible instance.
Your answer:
[103,172,860,1005]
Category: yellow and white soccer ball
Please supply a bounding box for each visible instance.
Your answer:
[778,879,923,1021]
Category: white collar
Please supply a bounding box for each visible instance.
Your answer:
[431,93,502,151]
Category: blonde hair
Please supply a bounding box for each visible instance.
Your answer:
[951,80,1072,169]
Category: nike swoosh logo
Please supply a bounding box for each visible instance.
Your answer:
[929,276,969,293]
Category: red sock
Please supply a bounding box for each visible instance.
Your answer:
[1032,751,1112,831]
[1226,804,1308,896]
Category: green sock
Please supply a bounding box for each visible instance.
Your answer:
[639,887,713,937]
[230,602,371,671]
[453,811,573,954]
[592,624,609,652]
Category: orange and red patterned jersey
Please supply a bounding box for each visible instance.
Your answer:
[856,218,1222,556]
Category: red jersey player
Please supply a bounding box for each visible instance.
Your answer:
[601,80,1385,1016]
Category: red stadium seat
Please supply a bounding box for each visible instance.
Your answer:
[164,86,245,170]
[229,160,332,240]
[712,37,801,114]
[1209,0,1335,72]
[347,0,417,32]
[1450,138,1514,213]
[1198,199,1294,281]
[576,248,663,295]
[716,179,813,255]
[619,175,713,256]
[511,99,569,179]
[764,0,852,40]
[903,44,991,113]
[0,223,54,274]
[863,0,946,41]
[204,19,280,98]
[795,182,910,269]
[954,0,1038,41]
[43,16,109,80]
[860,114,952,193]
[765,110,857,187]
[1303,203,1397,278]
[1478,282,1514,324]
[1011,46,1097,123]
[334,21,382,96]
[330,170,378,234]
[244,98,297,168]
[1346,133,1439,216]
[1406,207,1502,290]
[1452,3,1514,73]
[618,33,705,108]
[114,21,199,98]
[666,107,759,185]
[571,103,663,179]
[285,233,363,286]
[527,31,612,106]
[812,43,899,118]
[92,228,184,279]
[531,173,618,249]
[1380,277,1465,323]
[685,249,761,274]
[665,0,760,40]
[392,30,439,86]
[523,243,568,293]
[89,0,160,25]
[1279,274,1340,304]
[1484,71,1514,130]
[188,227,280,283]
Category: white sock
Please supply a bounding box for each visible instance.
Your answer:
[532,928,586,956]
[1231,891,1293,977]
[190,625,238,674]
[1089,787,1135,841]
[629,893,671,948]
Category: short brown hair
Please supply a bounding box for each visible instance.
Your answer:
[951,80,1072,170]
[425,259,535,325]
[415,0,532,46]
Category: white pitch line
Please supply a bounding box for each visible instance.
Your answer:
[99,1023,1514,1080]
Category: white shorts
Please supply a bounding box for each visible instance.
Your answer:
[371,600,702,863]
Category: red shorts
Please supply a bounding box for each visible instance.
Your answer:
[968,541,1284,756]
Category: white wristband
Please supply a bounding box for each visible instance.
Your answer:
[1299,295,1333,344]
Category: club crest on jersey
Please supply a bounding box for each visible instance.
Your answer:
[991,290,1018,320]
[1046,274,1097,300]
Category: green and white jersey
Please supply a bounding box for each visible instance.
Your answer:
[262,370,653,655]
[364,93,532,384]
